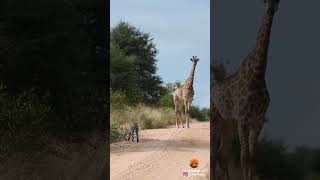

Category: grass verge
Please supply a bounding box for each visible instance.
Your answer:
[110,104,175,142]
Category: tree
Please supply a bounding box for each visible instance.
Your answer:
[159,83,177,108]
[255,138,305,180]
[190,106,209,121]
[111,21,163,104]
[211,58,228,84]
[1,0,106,132]
[311,150,320,173]
[110,44,142,103]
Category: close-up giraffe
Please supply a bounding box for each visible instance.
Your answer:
[211,0,280,179]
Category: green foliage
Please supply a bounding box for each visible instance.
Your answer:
[140,115,153,129]
[164,82,178,93]
[174,81,182,88]
[211,58,228,84]
[306,173,320,180]
[159,94,174,108]
[110,44,143,103]
[190,106,209,121]
[110,120,123,141]
[0,0,107,177]
[0,87,51,159]
[110,105,175,142]
[251,137,305,180]
[230,136,316,180]
[111,21,163,104]
[159,83,178,108]
[110,89,127,110]
[292,147,320,177]
[312,151,320,173]
[1,0,106,134]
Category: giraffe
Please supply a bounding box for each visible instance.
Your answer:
[173,56,199,128]
[211,0,280,180]
[211,106,236,180]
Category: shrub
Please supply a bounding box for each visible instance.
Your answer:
[311,150,320,173]
[256,137,305,180]
[140,115,153,129]
[230,136,306,180]
[110,105,175,142]
[110,120,123,141]
[159,83,177,108]
[190,106,209,121]
[111,21,163,104]
[159,94,174,108]
[0,88,51,160]
[110,89,127,110]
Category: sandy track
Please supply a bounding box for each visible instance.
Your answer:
[110,121,210,180]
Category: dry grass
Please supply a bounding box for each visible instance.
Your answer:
[110,104,176,141]
[0,134,108,180]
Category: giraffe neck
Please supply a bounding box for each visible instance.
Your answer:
[185,63,196,88]
[244,10,275,79]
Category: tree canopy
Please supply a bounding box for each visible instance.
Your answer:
[110,21,163,104]
[0,0,106,133]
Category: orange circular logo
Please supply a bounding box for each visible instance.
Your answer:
[189,158,199,168]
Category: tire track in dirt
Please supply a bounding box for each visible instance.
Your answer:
[113,127,182,179]
[110,121,210,180]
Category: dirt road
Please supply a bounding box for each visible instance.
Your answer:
[110,121,210,180]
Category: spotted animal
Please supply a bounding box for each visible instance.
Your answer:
[123,122,139,142]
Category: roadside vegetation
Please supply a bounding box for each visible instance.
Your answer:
[110,21,209,142]
[0,1,107,179]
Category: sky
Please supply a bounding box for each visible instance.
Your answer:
[111,0,210,108]
[212,0,320,148]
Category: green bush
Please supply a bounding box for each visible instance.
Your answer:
[311,150,320,173]
[110,44,143,104]
[110,120,123,141]
[110,89,127,110]
[230,136,306,180]
[0,88,51,159]
[159,83,178,108]
[111,21,163,104]
[140,115,153,129]
[110,105,175,142]
[256,137,305,180]
[159,94,174,108]
[211,58,228,84]
[190,106,209,121]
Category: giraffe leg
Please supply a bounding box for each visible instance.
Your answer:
[238,118,250,180]
[211,111,218,180]
[181,101,187,128]
[184,100,188,128]
[220,126,232,180]
[174,96,179,128]
[187,102,191,128]
[211,109,222,180]
[178,103,183,128]
[249,118,263,180]
[175,109,179,128]
[179,111,183,128]
[248,128,258,180]
[219,154,230,180]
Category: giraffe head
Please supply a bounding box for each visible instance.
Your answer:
[263,0,280,15]
[190,56,199,66]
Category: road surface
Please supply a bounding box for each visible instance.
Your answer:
[110,121,210,180]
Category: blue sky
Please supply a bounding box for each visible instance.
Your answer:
[111,0,210,108]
